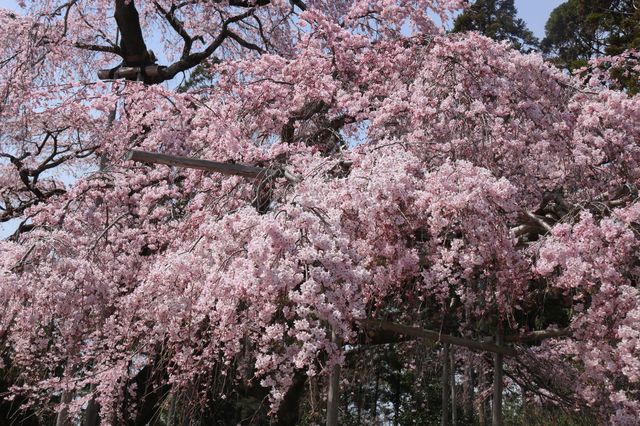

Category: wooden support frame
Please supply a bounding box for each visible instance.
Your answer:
[127,150,277,179]
[359,320,517,356]
[359,320,570,356]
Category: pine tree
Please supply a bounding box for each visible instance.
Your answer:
[542,0,640,92]
[452,0,539,52]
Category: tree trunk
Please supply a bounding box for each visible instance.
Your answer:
[441,344,451,426]
[326,330,341,426]
[450,347,457,426]
[114,0,150,66]
[82,394,99,426]
[372,367,380,421]
[478,366,489,426]
[462,356,475,422]
[55,391,72,426]
[492,328,504,426]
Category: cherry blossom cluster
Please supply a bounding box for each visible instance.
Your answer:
[0,0,639,423]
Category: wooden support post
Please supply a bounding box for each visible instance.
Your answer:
[451,347,457,426]
[492,327,504,426]
[326,330,341,426]
[441,344,451,426]
[462,355,475,422]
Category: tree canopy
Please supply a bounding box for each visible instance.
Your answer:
[542,0,640,92]
[452,0,539,51]
[0,0,639,424]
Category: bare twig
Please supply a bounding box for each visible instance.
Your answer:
[87,213,128,253]
[11,244,36,271]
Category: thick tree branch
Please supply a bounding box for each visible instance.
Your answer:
[98,2,278,83]
[114,0,151,66]
[226,29,265,53]
[148,9,256,82]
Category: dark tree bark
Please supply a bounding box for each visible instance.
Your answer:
[492,329,505,426]
[462,356,476,422]
[114,0,152,66]
[326,331,341,426]
[274,372,307,426]
[441,344,451,426]
[451,348,457,426]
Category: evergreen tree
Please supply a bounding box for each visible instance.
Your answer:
[452,0,539,52]
[542,0,640,93]
[542,0,640,67]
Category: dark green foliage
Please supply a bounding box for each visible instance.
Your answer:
[542,0,640,93]
[542,0,640,65]
[177,62,218,93]
[452,0,539,52]
[340,343,453,426]
[503,400,598,426]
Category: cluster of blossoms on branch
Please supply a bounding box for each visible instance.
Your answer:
[0,0,639,424]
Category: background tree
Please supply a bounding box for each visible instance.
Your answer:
[542,0,640,92]
[452,0,539,51]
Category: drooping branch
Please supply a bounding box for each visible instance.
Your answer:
[0,129,94,224]
[512,185,638,242]
[159,8,257,81]
[281,100,328,143]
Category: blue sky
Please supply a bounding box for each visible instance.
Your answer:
[515,0,565,38]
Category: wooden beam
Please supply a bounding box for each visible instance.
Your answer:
[505,328,570,343]
[127,150,275,179]
[358,320,516,357]
[98,65,165,81]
